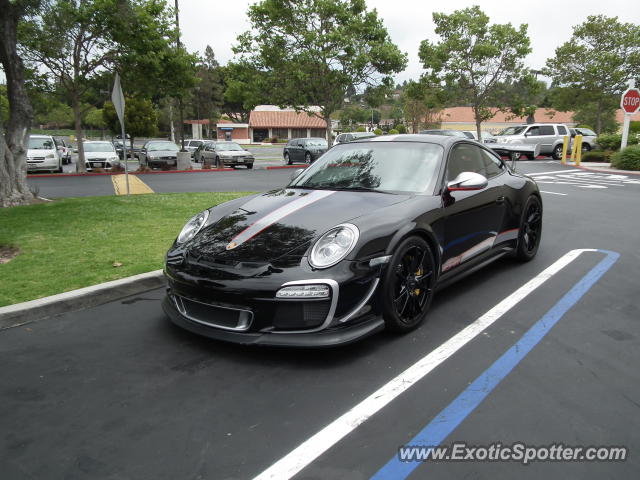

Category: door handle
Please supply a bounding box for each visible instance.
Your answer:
[496,196,505,204]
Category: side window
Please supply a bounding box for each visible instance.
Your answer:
[526,126,540,136]
[346,134,353,142]
[481,149,504,179]
[447,144,485,181]
[539,125,555,135]
[336,135,345,143]
[557,125,568,135]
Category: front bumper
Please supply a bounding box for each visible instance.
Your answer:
[163,257,386,347]
[163,295,384,347]
[221,157,254,167]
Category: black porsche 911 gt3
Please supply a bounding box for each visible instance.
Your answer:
[163,134,542,347]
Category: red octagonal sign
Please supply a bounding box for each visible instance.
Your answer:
[621,88,640,114]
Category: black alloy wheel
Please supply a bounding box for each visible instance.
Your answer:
[516,195,542,261]
[382,236,435,332]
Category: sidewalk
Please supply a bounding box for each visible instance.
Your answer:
[563,161,640,176]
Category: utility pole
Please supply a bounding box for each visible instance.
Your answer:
[175,0,185,151]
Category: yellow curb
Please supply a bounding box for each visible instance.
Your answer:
[111,174,154,195]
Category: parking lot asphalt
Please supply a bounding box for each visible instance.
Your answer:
[4,161,640,479]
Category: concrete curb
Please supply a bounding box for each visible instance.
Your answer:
[0,270,165,329]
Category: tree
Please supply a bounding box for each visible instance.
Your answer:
[21,0,196,171]
[84,107,105,130]
[402,79,446,133]
[0,0,41,207]
[493,75,547,124]
[103,97,157,153]
[419,6,531,139]
[190,46,224,135]
[41,103,73,129]
[235,0,407,145]
[220,61,267,123]
[545,15,640,134]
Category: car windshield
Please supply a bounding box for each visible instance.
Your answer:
[576,128,596,136]
[190,141,203,147]
[148,142,179,152]
[28,137,54,150]
[306,139,327,147]
[83,143,115,152]
[289,142,443,194]
[216,143,244,151]
[498,126,527,135]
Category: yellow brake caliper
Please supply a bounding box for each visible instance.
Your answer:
[414,267,422,296]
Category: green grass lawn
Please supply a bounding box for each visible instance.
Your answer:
[0,192,252,307]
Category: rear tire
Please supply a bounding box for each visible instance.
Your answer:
[382,236,436,332]
[515,195,543,262]
[582,143,591,152]
[246,164,253,169]
[552,144,563,160]
[305,152,312,164]
[284,152,292,165]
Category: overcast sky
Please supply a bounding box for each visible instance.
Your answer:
[179,0,639,85]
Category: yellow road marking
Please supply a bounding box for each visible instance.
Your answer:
[111,174,154,195]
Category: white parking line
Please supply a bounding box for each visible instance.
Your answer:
[253,249,595,480]
[540,191,567,196]
[529,169,579,176]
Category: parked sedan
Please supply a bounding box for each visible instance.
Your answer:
[83,141,120,171]
[283,137,328,164]
[193,140,216,163]
[139,141,179,169]
[163,134,542,347]
[26,135,62,173]
[200,142,255,169]
[569,127,598,152]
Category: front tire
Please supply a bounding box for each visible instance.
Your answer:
[515,195,543,261]
[305,152,312,164]
[382,236,436,332]
[284,152,292,165]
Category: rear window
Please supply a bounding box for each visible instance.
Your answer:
[539,126,555,135]
[557,126,568,135]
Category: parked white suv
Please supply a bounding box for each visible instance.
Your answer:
[495,123,571,159]
[27,134,62,173]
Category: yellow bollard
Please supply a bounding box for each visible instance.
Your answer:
[561,135,569,164]
[574,134,583,166]
[569,134,579,164]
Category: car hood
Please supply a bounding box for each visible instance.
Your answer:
[218,150,251,157]
[186,188,411,264]
[147,150,178,157]
[27,149,56,157]
[85,152,117,160]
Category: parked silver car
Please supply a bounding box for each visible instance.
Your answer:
[570,127,598,152]
[495,123,571,159]
[200,141,255,169]
[334,131,376,144]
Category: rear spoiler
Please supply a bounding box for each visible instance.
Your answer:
[488,143,540,159]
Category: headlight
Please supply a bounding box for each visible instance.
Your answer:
[148,155,156,160]
[108,156,118,162]
[309,223,359,269]
[177,210,210,244]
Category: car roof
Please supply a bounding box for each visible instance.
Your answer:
[83,140,111,144]
[30,134,54,139]
[351,134,460,147]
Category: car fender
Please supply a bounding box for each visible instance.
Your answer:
[384,223,442,275]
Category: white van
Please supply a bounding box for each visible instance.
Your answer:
[27,135,62,173]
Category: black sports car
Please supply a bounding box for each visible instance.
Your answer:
[163,135,542,347]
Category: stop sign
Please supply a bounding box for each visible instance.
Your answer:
[621,88,640,114]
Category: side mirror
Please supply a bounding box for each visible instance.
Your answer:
[447,172,488,192]
[290,168,304,181]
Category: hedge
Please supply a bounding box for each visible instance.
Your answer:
[596,133,639,151]
[611,145,640,171]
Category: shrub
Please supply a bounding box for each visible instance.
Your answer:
[396,124,407,134]
[630,121,640,134]
[388,128,399,135]
[356,126,366,132]
[596,133,639,150]
[373,128,383,136]
[576,124,594,131]
[581,150,612,162]
[270,136,279,143]
[611,145,640,171]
